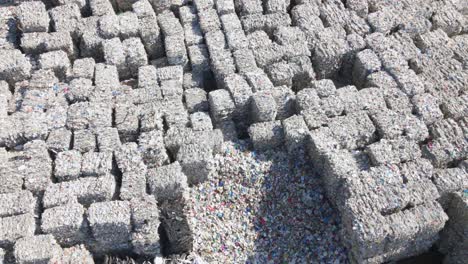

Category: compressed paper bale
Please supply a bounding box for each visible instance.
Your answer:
[198,8,221,33]
[122,37,148,77]
[366,139,421,166]
[46,128,72,153]
[184,21,204,46]
[96,127,121,152]
[14,235,63,264]
[208,89,236,123]
[233,48,258,74]
[429,119,464,141]
[432,168,468,204]
[177,144,213,184]
[441,95,468,121]
[158,10,184,37]
[88,201,132,250]
[250,91,277,123]
[138,65,158,89]
[162,102,189,129]
[81,151,113,176]
[244,70,275,92]
[184,88,208,113]
[139,105,164,132]
[432,4,466,37]
[49,245,95,264]
[94,64,119,88]
[0,191,35,218]
[165,34,188,67]
[412,93,444,125]
[73,129,96,153]
[71,58,95,80]
[179,5,197,25]
[54,150,82,182]
[98,15,120,40]
[193,0,214,11]
[327,112,376,150]
[248,121,284,151]
[114,103,139,141]
[17,1,49,33]
[20,140,53,194]
[0,50,32,85]
[353,49,381,87]
[89,0,115,16]
[282,114,309,154]
[121,169,147,200]
[223,74,253,119]
[0,213,36,246]
[43,174,115,208]
[118,12,140,39]
[49,4,81,36]
[114,143,146,174]
[147,162,188,201]
[41,202,87,246]
[130,195,161,256]
[139,16,165,59]
[38,50,71,80]
[190,112,213,131]
[132,0,156,18]
[422,137,468,168]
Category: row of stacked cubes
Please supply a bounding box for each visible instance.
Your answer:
[0,0,467,263]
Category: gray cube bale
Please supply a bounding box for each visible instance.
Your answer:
[121,169,147,200]
[184,88,208,113]
[384,88,413,115]
[102,38,128,78]
[41,202,87,246]
[0,213,36,246]
[310,79,336,98]
[79,31,103,59]
[179,5,197,25]
[39,50,71,80]
[224,74,253,119]
[244,70,275,92]
[132,0,156,18]
[346,0,368,17]
[412,93,444,125]
[138,65,159,89]
[0,50,32,85]
[295,88,320,113]
[14,235,63,264]
[233,48,258,74]
[393,69,425,97]
[327,112,376,150]
[55,150,82,182]
[114,143,146,173]
[66,78,93,103]
[440,95,468,121]
[236,0,262,15]
[87,102,112,130]
[248,121,284,150]
[270,85,296,120]
[115,103,139,141]
[282,115,309,154]
[353,49,382,87]
[313,37,348,79]
[119,12,140,39]
[208,89,236,123]
[225,29,249,51]
[371,109,429,142]
[94,63,119,88]
[158,10,184,37]
[73,129,96,153]
[139,105,165,132]
[96,127,122,152]
[265,0,289,14]
[47,128,72,153]
[49,245,95,264]
[139,16,165,59]
[98,15,120,39]
[49,4,81,37]
[177,144,213,184]
[432,4,465,37]
[138,130,169,169]
[88,201,132,250]
[123,37,148,77]
[188,44,210,74]
[72,58,95,80]
[184,21,204,46]
[17,1,49,33]
[193,0,214,11]
[43,174,116,208]
[89,0,115,16]
[81,151,113,176]
[130,195,161,256]
[215,0,235,15]
[0,191,35,218]
[366,139,422,166]
[190,112,213,131]
[165,34,188,67]
[148,162,188,201]
[251,91,277,123]
[198,8,221,33]
[220,13,242,32]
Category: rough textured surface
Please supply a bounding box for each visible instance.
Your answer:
[0,1,467,263]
